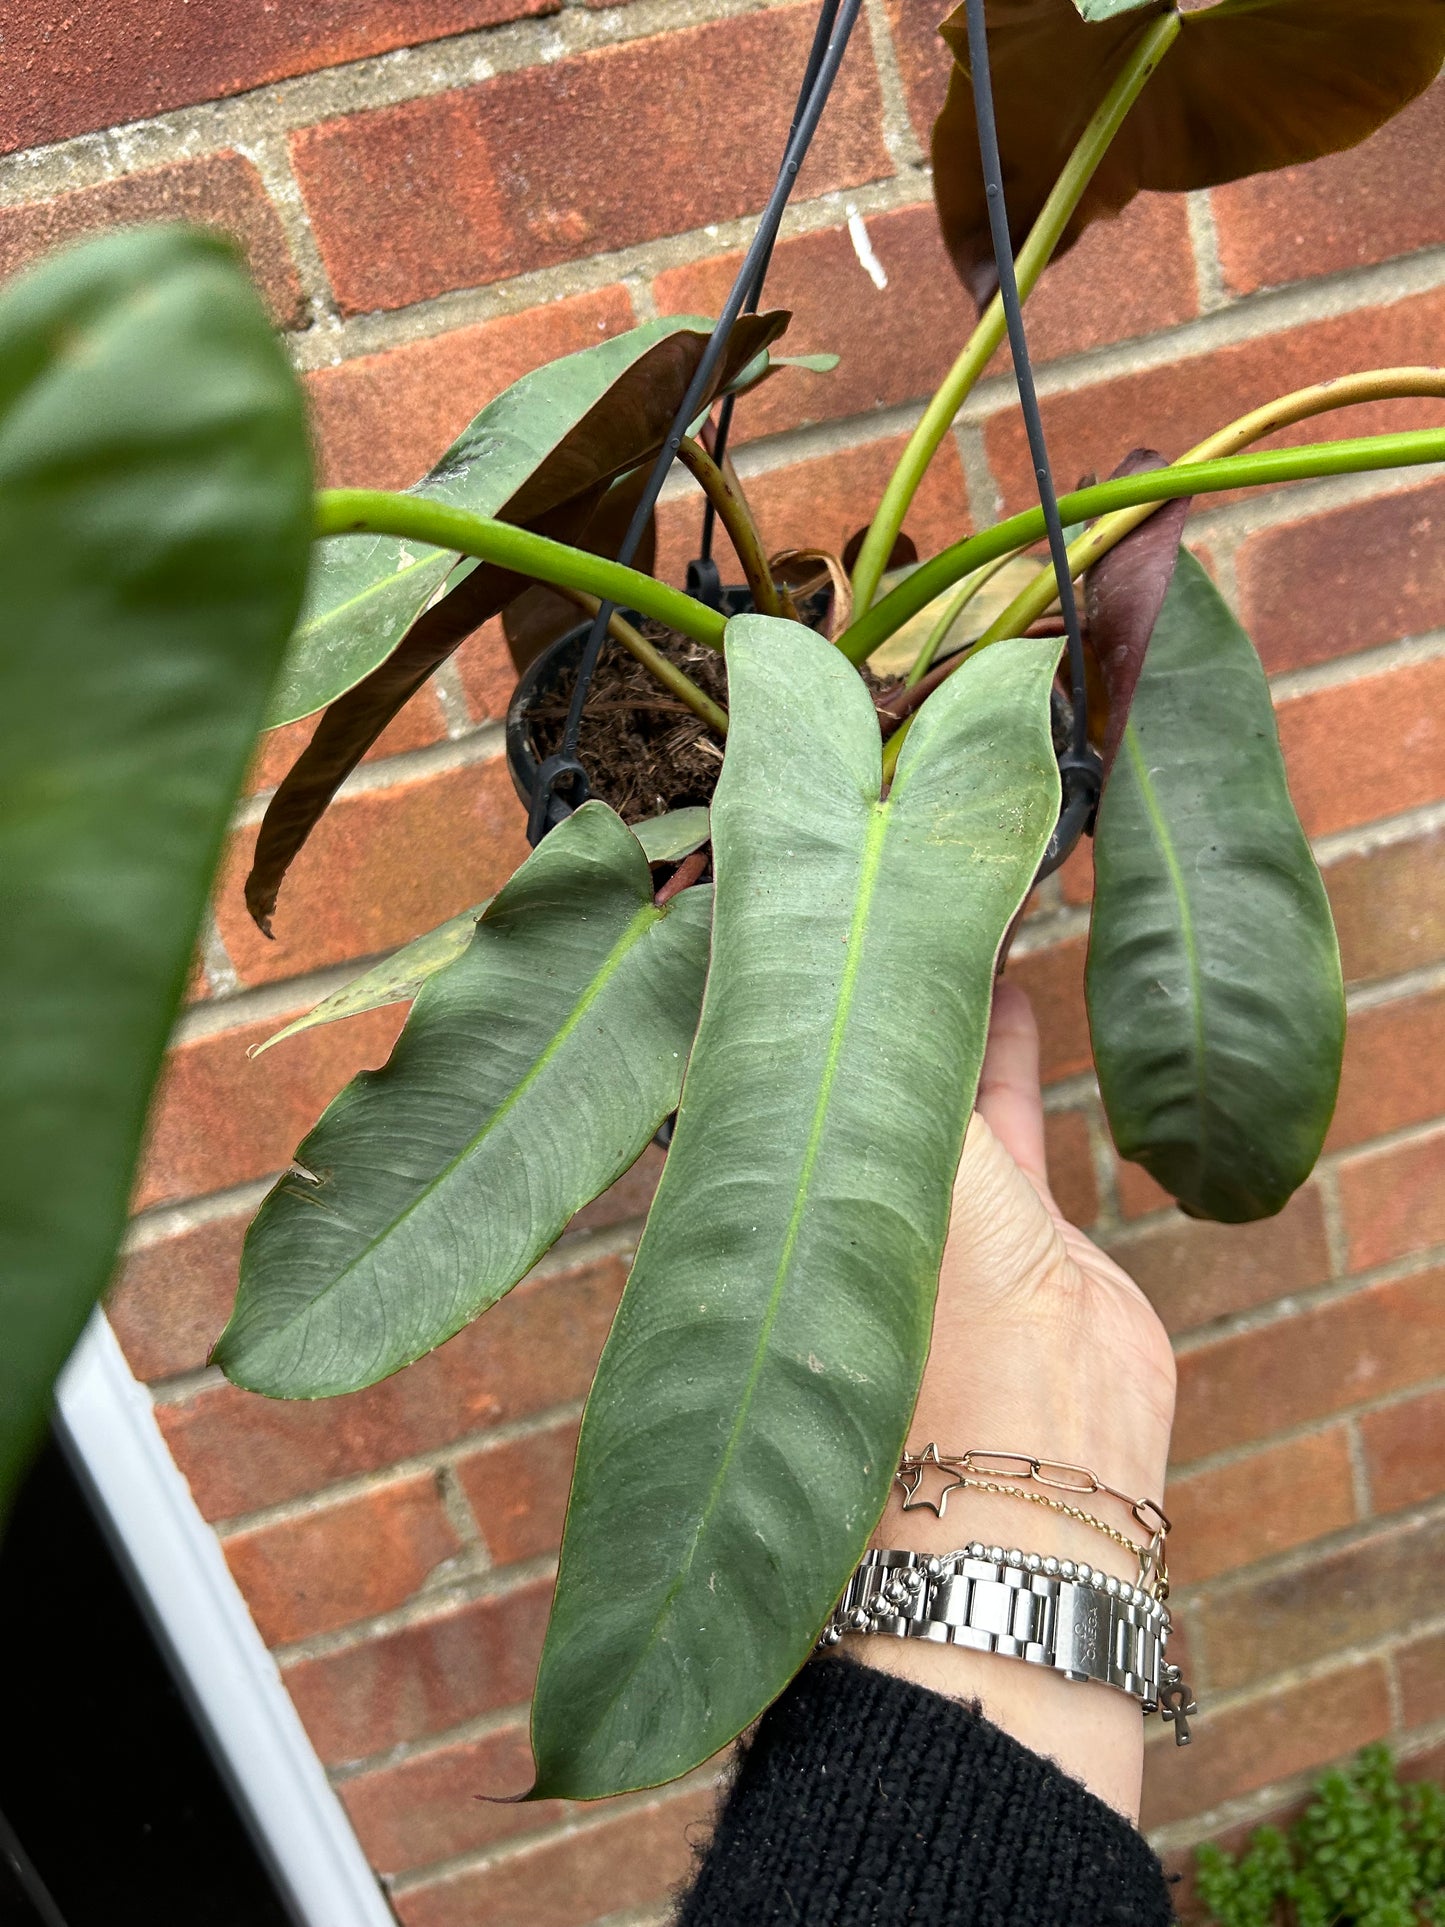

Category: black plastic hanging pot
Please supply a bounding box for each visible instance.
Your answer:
[505,586,763,823]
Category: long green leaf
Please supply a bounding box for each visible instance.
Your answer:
[0,226,312,1517]
[531,619,1061,1799]
[216,803,711,1399]
[250,806,714,1055]
[1087,551,1344,1223]
[268,314,787,728]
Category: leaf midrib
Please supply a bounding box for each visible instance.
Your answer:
[1123,720,1210,1156]
[239,895,665,1363]
[599,797,893,1717]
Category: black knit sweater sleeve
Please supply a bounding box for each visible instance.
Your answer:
[676,1658,1176,1925]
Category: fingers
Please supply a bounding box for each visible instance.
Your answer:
[975,978,1052,1202]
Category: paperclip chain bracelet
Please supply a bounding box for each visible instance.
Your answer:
[819,1544,1197,1745]
[897,1444,1171,1538]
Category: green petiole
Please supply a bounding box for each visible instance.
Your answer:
[840,425,1445,666]
[313,489,727,652]
[848,10,1181,616]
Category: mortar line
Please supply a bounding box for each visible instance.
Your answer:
[273,1551,562,1667]
[1167,1375,1445,1486]
[0,0,813,199]
[1169,1242,1445,1357]
[1344,1414,1375,1523]
[1183,190,1228,316]
[290,169,935,371]
[1146,1712,1445,1857]
[326,1696,535,1783]
[231,719,507,829]
[384,1763,724,1897]
[957,244,1445,421]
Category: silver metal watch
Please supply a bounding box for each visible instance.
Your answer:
[818,1545,1196,1743]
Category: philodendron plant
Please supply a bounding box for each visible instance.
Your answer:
[5,0,1445,1803]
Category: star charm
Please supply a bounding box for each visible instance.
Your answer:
[897,1442,966,1517]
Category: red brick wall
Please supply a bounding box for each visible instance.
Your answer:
[8,6,1443,1920]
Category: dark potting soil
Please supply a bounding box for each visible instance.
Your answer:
[528,619,902,822]
[528,621,730,820]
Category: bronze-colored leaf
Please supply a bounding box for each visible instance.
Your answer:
[1084,449,1191,778]
[247,313,784,933]
[503,466,658,675]
[933,0,1445,305]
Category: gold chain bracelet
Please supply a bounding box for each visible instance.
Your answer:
[896,1444,1171,1598]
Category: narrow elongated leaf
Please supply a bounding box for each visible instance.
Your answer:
[1084,449,1192,777]
[217,804,711,1399]
[934,0,1445,305]
[1087,552,1344,1223]
[251,806,714,1054]
[531,619,1061,1799]
[269,313,788,728]
[0,226,311,1516]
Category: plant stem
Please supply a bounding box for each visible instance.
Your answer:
[902,553,1019,686]
[848,10,1181,616]
[677,436,788,619]
[314,489,727,651]
[972,366,1445,651]
[555,590,728,736]
[838,421,1445,665]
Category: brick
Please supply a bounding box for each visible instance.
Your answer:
[1140,1660,1391,1834]
[883,0,951,149]
[0,153,304,326]
[1235,481,1445,676]
[1359,1385,1445,1516]
[457,1418,579,1568]
[282,1575,552,1764]
[391,1788,711,1927]
[1277,653,1445,842]
[655,205,965,442]
[138,1003,406,1212]
[454,620,519,727]
[1212,83,1445,297]
[1323,821,1445,988]
[1044,1109,1097,1229]
[1328,984,1445,1151]
[1397,1626,1445,1728]
[222,1473,461,1645]
[1173,1269,1445,1464]
[292,9,889,315]
[0,2,555,156]
[1194,1512,1445,1693]
[1107,1186,1332,1338]
[655,429,971,591]
[1115,1159,1174,1222]
[106,1208,250,1383]
[213,756,529,987]
[1338,1127,1445,1273]
[339,1725,569,1876]
[306,289,635,491]
[1164,1428,1357,1588]
[1010,937,1091,1087]
[567,1141,663,1238]
[983,290,1445,517]
[246,685,450,796]
[156,1253,626,1517]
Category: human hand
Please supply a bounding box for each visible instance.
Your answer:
[848,979,1178,1818]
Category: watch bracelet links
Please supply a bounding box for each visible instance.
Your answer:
[819,1545,1176,1721]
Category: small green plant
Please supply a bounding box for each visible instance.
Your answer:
[1195,1747,1445,1927]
